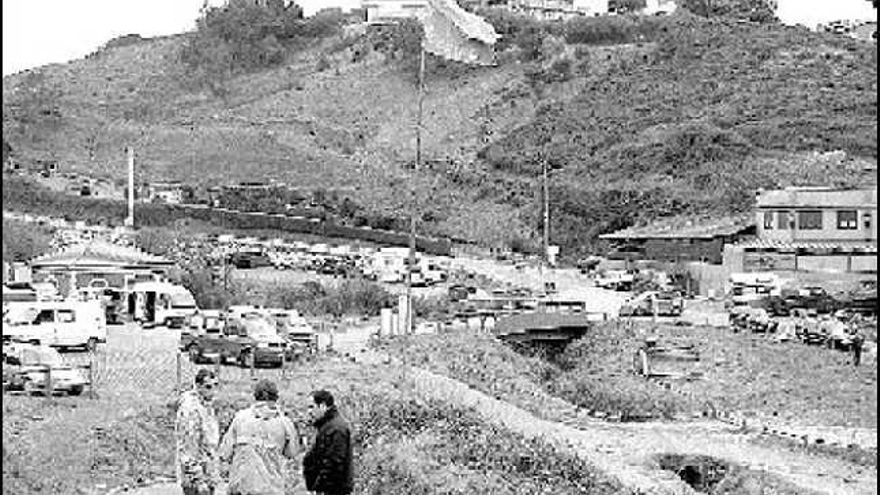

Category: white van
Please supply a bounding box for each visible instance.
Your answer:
[127,281,198,329]
[2,300,106,351]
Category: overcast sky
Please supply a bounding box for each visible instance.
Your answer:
[2,0,875,76]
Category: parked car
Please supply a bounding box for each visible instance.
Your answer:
[595,270,634,291]
[619,291,684,317]
[2,343,88,395]
[228,250,272,269]
[765,286,838,317]
[184,312,286,367]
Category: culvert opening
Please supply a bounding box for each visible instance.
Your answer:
[655,454,732,493]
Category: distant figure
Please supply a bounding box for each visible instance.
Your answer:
[303,390,353,495]
[852,330,865,367]
[221,379,300,495]
[176,369,221,495]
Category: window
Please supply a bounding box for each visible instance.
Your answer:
[837,210,858,230]
[33,310,54,324]
[57,310,75,323]
[797,210,823,230]
[777,210,792,229]
[763,211,774,230]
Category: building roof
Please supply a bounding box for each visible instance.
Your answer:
[599,214,754,240]
[735,239,877,253]
[30,241,173,269]
[756,187,877,208]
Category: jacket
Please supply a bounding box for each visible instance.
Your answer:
[220,402,299,495]
[303,407,353,495]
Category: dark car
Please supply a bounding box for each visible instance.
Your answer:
[767,287,838,317]
[228,251,272,269]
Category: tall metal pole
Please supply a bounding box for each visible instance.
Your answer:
[406,46,426,336]
[542,155,549,269]
[126,147,135,227]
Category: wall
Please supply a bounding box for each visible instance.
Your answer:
[723,245,877,293]
[756,188,878,243]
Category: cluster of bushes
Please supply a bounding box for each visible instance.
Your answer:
[351,393,627,495]
[2,219,54,262]
[180,2,349,92]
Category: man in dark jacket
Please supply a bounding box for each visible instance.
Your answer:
[303,390,353,495]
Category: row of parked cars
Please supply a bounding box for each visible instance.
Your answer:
[180,306,319,368]
[728,306,871,350]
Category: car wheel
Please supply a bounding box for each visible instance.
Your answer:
[68,385,84,396]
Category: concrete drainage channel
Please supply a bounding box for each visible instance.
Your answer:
[653,454,812,495]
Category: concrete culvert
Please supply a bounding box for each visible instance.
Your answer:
[655,454,732,493]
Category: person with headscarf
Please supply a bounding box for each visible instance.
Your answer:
[220,379,300,495]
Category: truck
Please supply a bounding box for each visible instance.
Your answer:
[764,286,838,317]
[264,309,318,361]
[127,281,198,329]
[182,311,286,368]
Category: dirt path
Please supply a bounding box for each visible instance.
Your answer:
[399,361,876,495]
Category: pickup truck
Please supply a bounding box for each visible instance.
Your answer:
[182,312,286,368]
[764,286,838,317]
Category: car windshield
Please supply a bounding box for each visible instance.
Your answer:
[170,291,197,308]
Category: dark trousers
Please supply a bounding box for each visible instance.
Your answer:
[853,347,862,366]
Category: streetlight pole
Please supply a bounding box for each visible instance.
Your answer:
[405,45,426,335]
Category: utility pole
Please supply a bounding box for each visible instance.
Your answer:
[405,46,426,336]
[125,146,135,228]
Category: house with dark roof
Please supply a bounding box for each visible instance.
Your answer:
[599,214,756,265]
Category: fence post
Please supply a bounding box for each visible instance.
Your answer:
[89,349,96,400]
[250,348,255,377]
[46,364,53,401]
[176,351,182,395]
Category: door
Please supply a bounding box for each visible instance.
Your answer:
[31,309,57,344]
[55,308,79,347]
[144,292,157,324]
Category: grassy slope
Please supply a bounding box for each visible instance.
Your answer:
[3,11,876,252]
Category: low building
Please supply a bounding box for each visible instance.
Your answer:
[147,181,194,205]
[599,214,755,265]
[362,0,428,23]
[29,241,174,298]
[510,0,608,20]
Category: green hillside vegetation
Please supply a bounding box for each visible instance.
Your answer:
[2,4,876,256]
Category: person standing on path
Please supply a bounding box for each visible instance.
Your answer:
[220,379,300,495]
[303,390,353,495]
[176,369,221,495]
[851,328,865,367]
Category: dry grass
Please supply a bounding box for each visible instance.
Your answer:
[2,325,628,495]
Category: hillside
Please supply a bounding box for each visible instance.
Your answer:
[3,8,877,255]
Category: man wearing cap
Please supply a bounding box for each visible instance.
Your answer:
[221,379,300,495]
[176,369,221,495]
[303,390,353,495]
